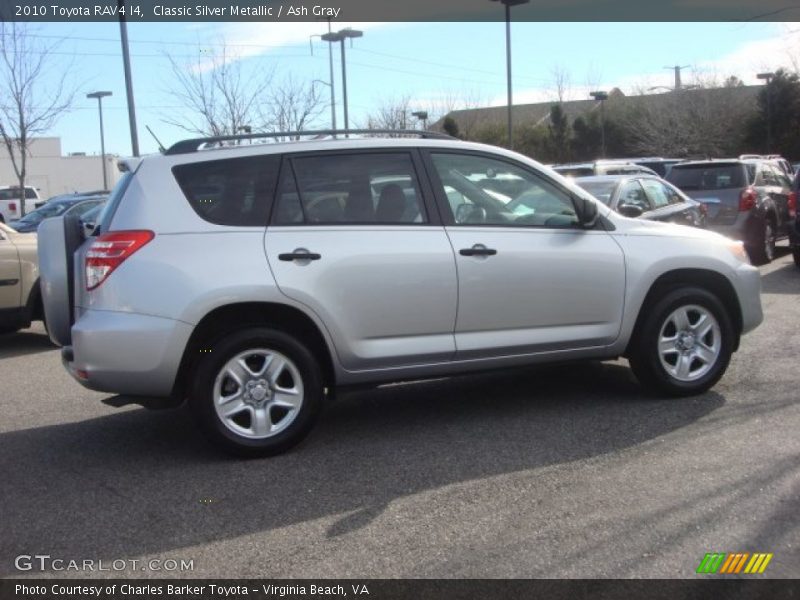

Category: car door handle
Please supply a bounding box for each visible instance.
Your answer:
[459,246,497,257]
[278,251,321,261]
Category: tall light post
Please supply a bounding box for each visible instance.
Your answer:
[411,110,428,130]
[490,0,529,149]
[590,90,609,158]
[310,31,337,130]
[321,28,363,132]
[118,0,139,156]
[86,91,112,190]
[757,72,775,153]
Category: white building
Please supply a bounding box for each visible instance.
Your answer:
[0,137,121,200]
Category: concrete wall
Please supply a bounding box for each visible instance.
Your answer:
[0,137,122,200]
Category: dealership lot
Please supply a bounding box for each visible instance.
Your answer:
[1,252,798,579]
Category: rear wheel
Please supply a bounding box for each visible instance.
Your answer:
[793,246,800,269]
[748,218,776,265]
[629,287,734,397]
[190,327,323,457]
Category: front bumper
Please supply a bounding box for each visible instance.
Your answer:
[62,309,193,397]
[732,261,763,335]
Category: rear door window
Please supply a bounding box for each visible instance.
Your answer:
[273,153,427,225]
[173,155,280,226]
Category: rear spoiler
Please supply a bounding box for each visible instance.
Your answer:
[117,157,143,173]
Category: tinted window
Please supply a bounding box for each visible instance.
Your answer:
[667,164,745,190]
[173,155,279,226]
[432,153,578,229]
[274,153,426,225]
[641,179,682,208]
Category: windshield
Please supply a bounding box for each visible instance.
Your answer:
[667,164,745,190]
[16,202,69,224]
[574,180,616,206]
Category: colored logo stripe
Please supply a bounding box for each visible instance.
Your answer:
[697,553,773,574]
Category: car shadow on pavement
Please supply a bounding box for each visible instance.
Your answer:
[0,361,725,575]
[760,260,800,295]
[0,329,55,359]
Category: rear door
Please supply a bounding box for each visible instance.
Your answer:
[264,150,458,371]
[424,150,626,359]
[640,178,700,227]
[757,165,792,233]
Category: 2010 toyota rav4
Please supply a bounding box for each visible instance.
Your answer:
[38,132,763,456]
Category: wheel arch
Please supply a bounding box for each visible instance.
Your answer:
[171,302,337,401]
[625,268,743,356]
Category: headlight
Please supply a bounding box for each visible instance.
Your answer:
[728,241,749,264]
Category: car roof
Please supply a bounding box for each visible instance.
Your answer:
[573,174,659,183]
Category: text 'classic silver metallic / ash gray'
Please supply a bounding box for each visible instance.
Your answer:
[37,133,763,456]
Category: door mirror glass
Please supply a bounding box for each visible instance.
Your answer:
[617,203,644,218]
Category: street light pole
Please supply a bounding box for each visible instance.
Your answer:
[322,28,362,134]
[118,0,139,157]
[87,91,112,190]
[590,90,609,158]
[491,0,529,150]
[757,72,775,153]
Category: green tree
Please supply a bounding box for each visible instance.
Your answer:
[442,116,460,138]
[547,104,571,163]
[745,69,800,159]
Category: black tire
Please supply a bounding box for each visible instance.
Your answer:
[189,327,323,457]
[793,246,800,269]
[0,326,20,335]
[629,287,735,397]
[748,218,776,266]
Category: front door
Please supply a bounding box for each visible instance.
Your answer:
[424,151,626,359]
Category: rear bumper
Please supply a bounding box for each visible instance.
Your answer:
[63,309,192,397]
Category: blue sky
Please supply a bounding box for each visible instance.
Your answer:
[22,21,800,156]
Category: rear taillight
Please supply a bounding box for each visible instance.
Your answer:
[789,191,797,218]
[8,202,16,213]
[739,187,757,212]
[85,230,154,290]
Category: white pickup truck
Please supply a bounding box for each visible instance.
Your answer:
[0,186,40,223]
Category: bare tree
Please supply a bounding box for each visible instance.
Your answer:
[363,95,414,131]
[0,24,76,215]
[162,41,274,137]
[259,75,326,138]
[550,64,572,103]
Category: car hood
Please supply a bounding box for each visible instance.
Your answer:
[610,213,731,243]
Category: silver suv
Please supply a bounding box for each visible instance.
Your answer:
[38,131,763,456]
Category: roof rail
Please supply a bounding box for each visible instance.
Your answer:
[165,129,457,155]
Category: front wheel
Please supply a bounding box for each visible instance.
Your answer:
[629,287,734,397]
[190,327,324,457]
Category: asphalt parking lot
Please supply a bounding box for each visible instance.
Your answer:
[1,252,798,579]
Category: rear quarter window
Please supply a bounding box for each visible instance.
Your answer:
[172,155,280,226]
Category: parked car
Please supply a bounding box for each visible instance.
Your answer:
[551,160,658,178]
[626,157,681,178]
[740,154,795,177]
[38,131,763,456]
[666,159,795,265]
[0,221,43,334]
[789,169,800,268]
[9,195,107,233]
[570,175,706,227]
[0,186,40,223]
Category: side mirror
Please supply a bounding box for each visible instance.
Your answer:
[617,203,644,219]
[575,195,599,229]
[455,203,487,224]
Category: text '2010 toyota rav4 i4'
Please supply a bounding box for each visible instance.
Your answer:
[38,131,763,456]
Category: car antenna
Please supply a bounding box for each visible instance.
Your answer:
[146,125,166,153]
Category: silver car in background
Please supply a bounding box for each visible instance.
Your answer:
[38,132,763,456]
